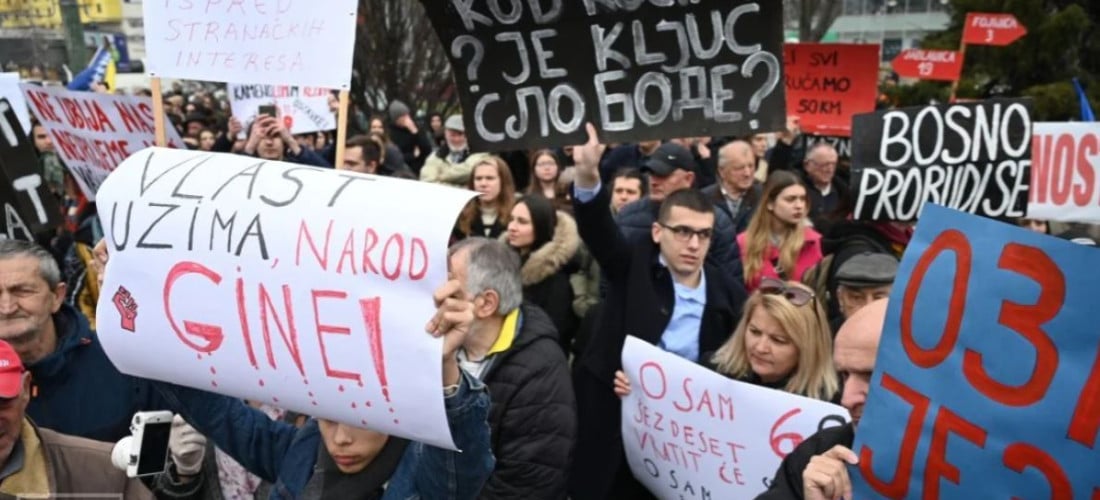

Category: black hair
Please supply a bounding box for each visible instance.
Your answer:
[658,188,713,223]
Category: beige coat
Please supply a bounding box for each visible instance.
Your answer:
[0,419,153,499]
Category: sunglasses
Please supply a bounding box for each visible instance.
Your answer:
[758,278,816,306]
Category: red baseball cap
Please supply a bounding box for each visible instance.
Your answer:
[0,341,25,399]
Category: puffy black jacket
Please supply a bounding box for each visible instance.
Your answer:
[480,304,577,499]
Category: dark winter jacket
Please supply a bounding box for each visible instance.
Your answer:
[27,303,168,442]
[756,423,855,499]
[509,211,581,354]
[478,304,577,499]
[388,124,434,173]
[568,188,746,500]
[701,181,763,235]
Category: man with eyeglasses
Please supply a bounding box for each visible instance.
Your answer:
[702,140,763,234]
[566,125,747,500]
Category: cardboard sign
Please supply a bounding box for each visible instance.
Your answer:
[423,0,786,152]
[850,99,1032,221]
[142,0,357,88]
[891,49,962,82]
[228,84,336,135]
[851,204,1100,498]
[1029,123,1100,223]
[0,98,61,240]
[784,43,879,137]
[620,337,850,499]
[963,13,1027,46]
[94,148,476,450]
[0,74,30,134]
[19,84,185,201]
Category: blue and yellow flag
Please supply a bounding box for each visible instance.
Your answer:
[66,46,115,92]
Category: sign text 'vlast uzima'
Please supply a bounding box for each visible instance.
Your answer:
[850,99,1032,221]
[424,0,786,151]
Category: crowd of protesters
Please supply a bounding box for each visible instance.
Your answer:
[4,75,1097,500]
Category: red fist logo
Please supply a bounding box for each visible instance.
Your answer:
[113,286,138,332]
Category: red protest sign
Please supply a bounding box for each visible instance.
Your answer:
[892,49,963,82]
[963,12,1027,46]
[784,43,879,137]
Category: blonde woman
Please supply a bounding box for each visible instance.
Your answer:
[737,170,823,292]
[451,156,517,243]
[614,279,838,403]
[709,279,838,401]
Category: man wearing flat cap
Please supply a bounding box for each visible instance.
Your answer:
[830,251,898,333]
[615,142,745,282]
[420,114,490,187]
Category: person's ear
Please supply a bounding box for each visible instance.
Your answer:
[475,290,499,319]
[651,222,661,244]
[684,171,696,186]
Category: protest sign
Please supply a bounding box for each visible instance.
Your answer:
[20,84,184,201]
[0,98,60,240]
[963,13,1027,46]
[620,337,850,499]
[850,98,1032,221]
[423,0,786,151]
[228,84,336,136]
[891,49,962,82]
[94,148,475,450]
[0,74,30,134]
[1029,122,1100,223]
[142,0,357,88]
[851,204,1100,498]
[784,43,879,137]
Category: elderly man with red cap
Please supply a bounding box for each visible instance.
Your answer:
[0,339,151,498]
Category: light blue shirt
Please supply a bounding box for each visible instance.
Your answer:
[658,255,706,362]
[573,181,602,204]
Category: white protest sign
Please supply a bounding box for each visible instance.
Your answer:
[143,0,357,88]
[228,83,335,135]
[0,74,29,134]
[19,84,184,201]
[1030,122,1100,223]
[620,336,851,499]
[94,148,475,450]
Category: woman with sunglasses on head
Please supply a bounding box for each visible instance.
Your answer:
[737,170,824,292]
[614,278,839,403]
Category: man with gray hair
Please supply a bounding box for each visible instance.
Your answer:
[447,237,577,499]
[0,239,167,442]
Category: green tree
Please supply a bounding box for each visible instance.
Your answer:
[891,0,1099,120]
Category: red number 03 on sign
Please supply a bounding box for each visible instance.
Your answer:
[858,228,1100,498]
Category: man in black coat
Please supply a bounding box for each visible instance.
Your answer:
[448,238,577,499]
[756,299,887,500]
[567,125,747,499]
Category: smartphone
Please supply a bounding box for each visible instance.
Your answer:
[126,411,174,477]
[258,104,277,118]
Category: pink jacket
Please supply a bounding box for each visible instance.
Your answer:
[737,227,824,292]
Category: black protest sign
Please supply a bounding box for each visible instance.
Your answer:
[0,98,61,240]
[802,134,852,162]
[423,0,786,152]
[850,98,1032,221]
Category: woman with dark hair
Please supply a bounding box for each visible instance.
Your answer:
[738,170,824,292]
[525,149,572,214]
[505,194,580,353]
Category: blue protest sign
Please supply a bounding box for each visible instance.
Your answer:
[850,204,1100,498]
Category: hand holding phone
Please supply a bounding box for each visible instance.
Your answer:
[111,411,174,478]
